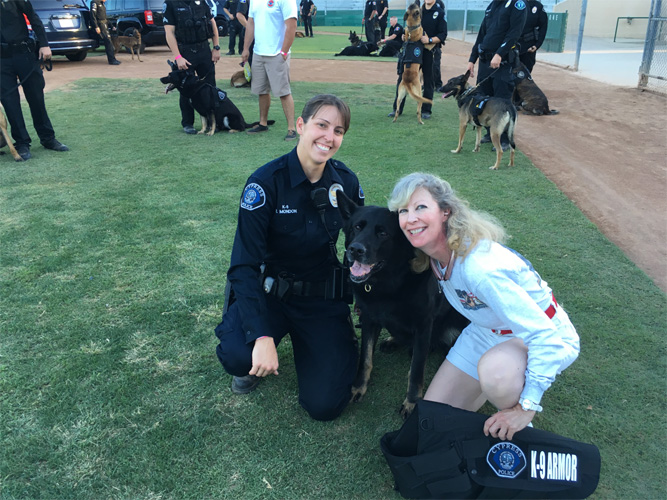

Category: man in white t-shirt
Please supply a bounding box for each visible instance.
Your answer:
[242,0,298,141]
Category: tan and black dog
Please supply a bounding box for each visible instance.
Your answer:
[0,105,23,162]
[111,28,142,62]
[393,3,435,125]
[513,63,559,116]
[440,70,517,170]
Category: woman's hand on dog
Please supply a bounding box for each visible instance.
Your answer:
[483,404,534,441]
[250,337,280,377]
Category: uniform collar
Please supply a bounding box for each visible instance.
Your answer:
[286,147,344,189]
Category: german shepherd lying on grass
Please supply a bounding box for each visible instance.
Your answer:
[335,30,377,56]
[111,28,142,62]
[440,70,517,170]
[337,191,468,419]
[160,61,273,135]
[513,63,559,116]
[393,3,434,125]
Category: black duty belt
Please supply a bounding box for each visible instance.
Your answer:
[178,40,210,52]
[264,273,327,300]
[0,40,36,57]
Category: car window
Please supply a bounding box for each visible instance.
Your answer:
[147,0,165,9]
[31,0,88,8]
[123,0,144,9]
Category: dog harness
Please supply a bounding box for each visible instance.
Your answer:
[401,41,424,67]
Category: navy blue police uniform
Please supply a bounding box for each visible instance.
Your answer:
[518,0,547,72]
[469,0,527,100]
[0,0,62,154]
[215,148,364,421]
[376,0,388,39]
[364,0,379,46]
[392,1,446,116]
[432,0,446,90]
[379,21,404,57]
[300,0,314,38]
[224,0,244,54]
[90,0,119,64]
[163,0,216,128]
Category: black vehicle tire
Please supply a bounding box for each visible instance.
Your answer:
[123,27,147,53]
[65,51,88,61]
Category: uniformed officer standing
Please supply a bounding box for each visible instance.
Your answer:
[467,0,527,147]
[417,0,447,119]
[362,0,378,45]
[376,0,388,39]
[90,0,121,65]
[215,94,364,421]
[518,0,547,73]
[163,0,221,134]
[223,0,243,55]
[299,0,314,38]
[388,0,446,119]
[0,0,70,161]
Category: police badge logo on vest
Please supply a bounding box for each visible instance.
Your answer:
[486,442,580,483]
[487,442,527,479]
[241,183,266,210]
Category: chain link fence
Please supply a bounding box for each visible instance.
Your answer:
[639,0,667,93]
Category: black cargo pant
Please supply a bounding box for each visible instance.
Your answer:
[0,49,56,147]
[215,293,358,421]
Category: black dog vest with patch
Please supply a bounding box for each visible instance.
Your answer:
[402,41,424,67]
[381,401,600,499]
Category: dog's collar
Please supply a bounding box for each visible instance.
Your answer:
[406,24,422,32]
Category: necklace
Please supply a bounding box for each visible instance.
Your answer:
[430,250,455,281]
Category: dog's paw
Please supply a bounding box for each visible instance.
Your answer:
[399,399,416,420]
[450,148,461,154]
[489,165,499,170]
[350,385,367,403]
[378,337,400,353]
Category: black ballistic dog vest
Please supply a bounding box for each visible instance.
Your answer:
[381,401,600,499]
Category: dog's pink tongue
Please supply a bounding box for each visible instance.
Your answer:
[350,261,372,277]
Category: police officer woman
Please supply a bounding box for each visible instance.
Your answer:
[467,0,527,148]
[164,0,221,134]
[215,94,364,422]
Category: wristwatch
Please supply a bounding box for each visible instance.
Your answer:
[520,398,543,412]
[213,45,220,51]
[429,37,433,44]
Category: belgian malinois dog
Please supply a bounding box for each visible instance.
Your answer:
[393,3,434,125]
[0,105,23,162]
[440,70,517,170]
[111,28,142,62]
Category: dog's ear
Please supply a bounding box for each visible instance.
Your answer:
[336,189,357,221]
[464,69,471,81]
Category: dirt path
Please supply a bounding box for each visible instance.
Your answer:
[42,40,667,292]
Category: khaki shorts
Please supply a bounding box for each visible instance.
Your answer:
[250,53,292,97]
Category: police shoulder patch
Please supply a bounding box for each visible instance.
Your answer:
[433,11,438,19]
[241,183,266,211]
[487,442,527,479]
[515,0,527,10]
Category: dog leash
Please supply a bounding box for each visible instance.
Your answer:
[459,66,501,99]
[1,56,52,100]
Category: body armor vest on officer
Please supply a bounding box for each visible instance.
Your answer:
[173,1,213,44]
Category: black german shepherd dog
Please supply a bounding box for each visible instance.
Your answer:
[160,60,274,135]
[337,191,468,419]
[335,30,377,56]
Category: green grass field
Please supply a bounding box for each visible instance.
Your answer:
[1,34,665,500]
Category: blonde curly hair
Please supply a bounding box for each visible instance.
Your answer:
[387,172,507,272]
